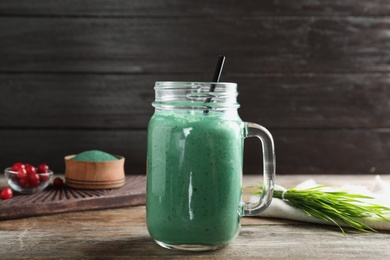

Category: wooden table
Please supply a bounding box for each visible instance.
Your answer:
[0,174,389,259]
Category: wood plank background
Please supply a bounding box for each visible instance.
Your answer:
[1,1,390,175]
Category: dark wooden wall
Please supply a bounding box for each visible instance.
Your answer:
[1,1,390,175]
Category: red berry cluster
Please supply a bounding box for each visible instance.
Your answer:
[1,163,65,200]
[10,162,51,189]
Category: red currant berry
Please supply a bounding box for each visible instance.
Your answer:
[11,162,25,172]
[25,164,37,175]
[1,187,13,200]
[39,173,50,183]
[18,177,30,188]
[28,173,40,187]
[37,164,50,173]
[17,167,27,179]
[53,177,64,189]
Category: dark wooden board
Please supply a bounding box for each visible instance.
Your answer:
[1,0,390,16]
[0,175,146,220]
[1,73,390,129]
[0,17,389,73]
[1,129,390,175]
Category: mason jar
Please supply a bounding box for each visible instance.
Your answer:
[146,81,275,251]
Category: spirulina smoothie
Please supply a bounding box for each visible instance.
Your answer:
[146,109,244,246]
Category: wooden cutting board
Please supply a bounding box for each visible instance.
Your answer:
[0,175,146,220]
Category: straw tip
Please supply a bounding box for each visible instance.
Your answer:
[212,56,226,83]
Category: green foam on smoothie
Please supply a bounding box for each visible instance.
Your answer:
[71,150,118,162]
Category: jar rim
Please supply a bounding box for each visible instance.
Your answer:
[153,81,239,110]
[155,81,237,89]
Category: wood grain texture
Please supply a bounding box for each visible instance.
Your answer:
[0,175,146,220]
[1,73,389,129]
[1,129,390,175]
[1,0,390,16]
[0,17,389,73]
[0,175,389,259]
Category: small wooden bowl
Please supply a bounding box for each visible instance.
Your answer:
[64,155,125,189]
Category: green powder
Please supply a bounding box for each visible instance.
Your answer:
[71,150,118,162]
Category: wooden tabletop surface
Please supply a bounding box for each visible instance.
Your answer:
[0,174,390,259]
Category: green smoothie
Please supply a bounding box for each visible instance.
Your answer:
[146,109,244,246]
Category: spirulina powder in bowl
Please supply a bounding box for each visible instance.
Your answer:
[71,150,118,162]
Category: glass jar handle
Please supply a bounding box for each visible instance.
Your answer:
[242,122,276,216]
